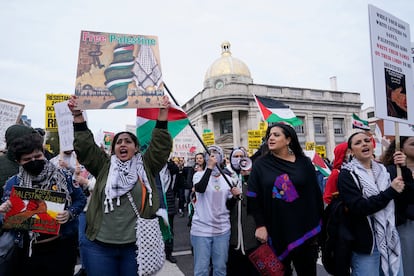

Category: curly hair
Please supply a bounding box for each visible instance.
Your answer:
[9,132,44,162]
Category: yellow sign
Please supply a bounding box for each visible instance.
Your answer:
[258,121,267,130]
[305,142,315,151]
[202,132,215,146]
[45,94,71,131]
[315,145,326,158]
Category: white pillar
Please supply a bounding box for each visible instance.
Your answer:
[207,113,214,132]
[232,110,240,147]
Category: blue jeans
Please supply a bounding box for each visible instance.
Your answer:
[82,237,137,276]
[351,244,404,276]
[191,231,230,276]
[78,212,87,268]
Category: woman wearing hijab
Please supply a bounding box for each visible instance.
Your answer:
[190,145,239,276]
[68,95,172,276]
[338,132,407,275]
[226,147,259,276]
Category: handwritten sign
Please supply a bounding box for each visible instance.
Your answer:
[369,5,413,124]
[75,30,164,110]
[0,99,25,150]
[54,101,74,152]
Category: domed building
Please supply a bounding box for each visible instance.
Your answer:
[182,42,362,159]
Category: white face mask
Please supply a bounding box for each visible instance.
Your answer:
[206,146,223,176]
[230,149,245,171]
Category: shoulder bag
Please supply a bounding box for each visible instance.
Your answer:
[127,192,165,276]
[248,238,284,276]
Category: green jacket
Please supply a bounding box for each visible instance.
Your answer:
[74,122,172,241]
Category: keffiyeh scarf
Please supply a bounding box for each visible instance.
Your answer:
[18,159,71,204]
[343,158,400,275]
[104,154,152,213]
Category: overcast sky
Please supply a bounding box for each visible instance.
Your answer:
[1,0,413,135]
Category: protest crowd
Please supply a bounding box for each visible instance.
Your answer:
[0,91,412,276]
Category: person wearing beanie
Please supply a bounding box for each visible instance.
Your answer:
[323,142,349,205]
[0,124,37,198]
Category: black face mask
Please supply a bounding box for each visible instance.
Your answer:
[23,159,46,175]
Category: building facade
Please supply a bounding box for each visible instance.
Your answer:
[181,42,363,160]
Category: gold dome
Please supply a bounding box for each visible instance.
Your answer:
[204,41,251,80]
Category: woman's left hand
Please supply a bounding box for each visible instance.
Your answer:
[56,210,70,224]
[393,151,406,167]
[158,95,171,121]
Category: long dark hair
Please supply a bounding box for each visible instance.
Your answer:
[111,131,139,155]
[266,123,304,157]
[195,152,206,170]
[381,136,409,166]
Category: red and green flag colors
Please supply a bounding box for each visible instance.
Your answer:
[253,95,303,126]
[136,104,189,152]
[304,150,331,177]
[352,113,370,131]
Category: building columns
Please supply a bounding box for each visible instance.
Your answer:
[207,113,214,132]
[232,110,240,147]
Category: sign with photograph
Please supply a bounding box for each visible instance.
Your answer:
[3,186,66,235]
[0,99,25,150]
[75,30,164,110]
[368,5,413,124]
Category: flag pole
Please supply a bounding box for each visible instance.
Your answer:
[164,83,235,190]
[394,122,401,177]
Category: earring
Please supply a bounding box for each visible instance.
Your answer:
[287,145,293,155]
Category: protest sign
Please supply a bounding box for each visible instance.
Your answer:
[0,99,25,150]
[75,30,164,110]
[3,186,66,235]
[54,101,74,152]
[45,94,71,132]
[369,5,413,124]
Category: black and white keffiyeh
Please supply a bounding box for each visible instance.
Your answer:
[18,159,71,204]
[104,154,152,213]
[343,158,401,275]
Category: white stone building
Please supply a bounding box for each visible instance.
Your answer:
[181,42,363,160]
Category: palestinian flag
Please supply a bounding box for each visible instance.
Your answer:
[136,104,189,152]
[352,113,370,131]
[304,150,331,177]
[254,95,303,126]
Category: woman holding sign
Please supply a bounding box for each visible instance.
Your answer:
[68,95,172,276]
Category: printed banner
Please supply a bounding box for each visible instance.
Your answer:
[45,94,71,132]
[75,30,164,110]
[3,186,66,235]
